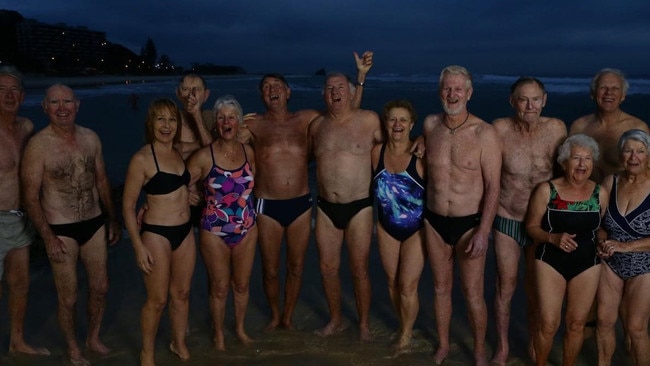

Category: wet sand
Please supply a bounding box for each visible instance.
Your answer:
[0,227,631,366]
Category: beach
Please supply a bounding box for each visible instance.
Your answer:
[1,73,643,365]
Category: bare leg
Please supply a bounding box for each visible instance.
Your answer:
[563,265,600,366]
[490,231,521,366]
[622,273,650,366]
[281,211,310,329]
[425,222,453,365]
[394,230,425,354]
[138,232,172,366]
[314,208,346,337]
[457,232,488,366]
[80,227,110,355]
[5,246,50,355]
[168,232,196,360]
[345,207,373,342]
[377,225,401,326]
[596,264,623,366]
[533,260,566,366]
[200,231,231,351]
[258,215,284,331]
[523,244,538,361]
[231,227,258,344]
[50,237,88,365]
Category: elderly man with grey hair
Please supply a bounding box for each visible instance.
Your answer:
[0,65,50,357]
[570,68,649,182]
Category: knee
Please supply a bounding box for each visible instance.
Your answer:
[349,263,369,280]
[231,281,249,295]
[398,280,418,297]
[286,260,304,278]
[538,318,560,336]
[319,261,339,278]
[90,278,109,298]
[625,319,649,341]
[7,275,29,296]
[433,281,452,296]
[146,296,168,313]
[565,318,586,334]
[210,283,229,300]
[170,287,190,303]
[263,267,279,281]
[58,292,78,310]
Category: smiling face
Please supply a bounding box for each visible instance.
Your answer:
[563,145,594,182]
[439,73,472,116]
[323,74,354,112]
[260,76,290,109]
[621,138,649,176]
[593,72,625,113]
[43,85,79,129]
[215,105,240,140]
[510,82,547,123]
[385,107,414,142]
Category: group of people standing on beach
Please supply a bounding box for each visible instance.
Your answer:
[1,49,649,366]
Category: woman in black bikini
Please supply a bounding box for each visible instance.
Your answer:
[122,99,196,365]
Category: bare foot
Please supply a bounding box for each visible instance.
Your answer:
[213,333,226,351]
[314,321,347,337]
[9,342,50,356]
[391,335,412,356]
[489,349,507,366]
[263,319,280,332]
[86,339,111,356]
[432,347,449,365]
[140,350,155,366]
[169,342,190,361]
[359,325,372,342]
[69,351,90,366]
[236,330,254,345]
[280,320,295,331]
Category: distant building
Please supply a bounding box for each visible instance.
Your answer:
[16,20,108,74]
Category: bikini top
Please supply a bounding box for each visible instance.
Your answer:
[142,144,190,195]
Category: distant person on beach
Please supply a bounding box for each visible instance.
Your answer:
[308,71,382,342]
[21,84,120,366]
[490,77,566,365]
[570,68,649,182]
[422,65,501,365]
[372,99,425,354]
[186,95,257,350]
[0,66,50,357]
[175,73,214,160]
[596,129,650,366]
[525,134,607,366]
[122,99,196,365]
[239,51,373,332]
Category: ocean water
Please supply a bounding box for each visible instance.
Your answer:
[19,73,650,185]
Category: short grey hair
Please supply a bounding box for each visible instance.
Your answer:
[590,68,629,96]
[557,134,600,165]
[212,95,243,124]
[618,129,650,155]
[439,65,472,90]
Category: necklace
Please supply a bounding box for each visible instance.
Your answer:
[443,111,470,135]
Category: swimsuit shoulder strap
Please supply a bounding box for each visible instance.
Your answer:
[375,143,387,175]
[209,143,216,166]
[150,144,160,171]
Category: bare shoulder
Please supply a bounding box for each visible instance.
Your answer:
[541,116,568,135]
[243,143,255,157]
[600,174,614,194]
[16,116,34,134]
[296,108,321,123]
[569,114,593,134]
[491,116,513,135]
[621,112,649,132]
[474,117,498,139]
[423,113,442,131]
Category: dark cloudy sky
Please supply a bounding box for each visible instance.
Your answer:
[6,1,650,76]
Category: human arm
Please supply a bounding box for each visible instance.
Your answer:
[526,180,578,251]
[352,51,373,108]
[122,152,154,274]
[93,136,121,245]
[466,126,501,258]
